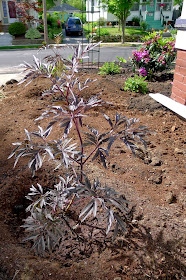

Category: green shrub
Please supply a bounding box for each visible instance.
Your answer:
[116,56,127,65]
[91,22,97,28]
[8,22,26,36]
[131,31,176,79]
[47,14,54,27]
[96,17,106,26]
[37,24,44,32]
[98,62,121,75]
[132,17,140,26]
[46,13,59,28]
[48,29,55,39]
[140,21,148,31]
[124,75,148,94]
[25,28,41,39]
[169,28,177,38]
[52,12,61,20]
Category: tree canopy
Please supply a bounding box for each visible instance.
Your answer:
[61,0,86,11]
[174,0,183,6]
[101,0,139,43]
[15,0,58,25]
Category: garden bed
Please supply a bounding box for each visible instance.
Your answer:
[12,38,44,45]
[12,37,56,45]
[92,34,142,43]
[0,66,185,280]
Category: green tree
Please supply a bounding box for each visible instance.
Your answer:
[174,0,183,6]
[39,0,58,10]
[174,0,183,13]
[101,0,139,43]
[62,0,86,11]
[15,0,57,25]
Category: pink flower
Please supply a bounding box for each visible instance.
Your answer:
[144,58,150,64]
[139,68,147,77]
[132,49,149,62]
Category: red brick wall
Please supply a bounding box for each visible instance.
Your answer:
[171,50,186,105]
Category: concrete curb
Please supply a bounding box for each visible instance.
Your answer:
[0,42,140,87]
[0,67,25,87]
[0,73,25,87]
[0,42,142,50]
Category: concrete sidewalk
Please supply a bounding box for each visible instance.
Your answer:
[0,67,25,87]
[0,73,25,87]
[0,32,13,46]
[1,32,39,85]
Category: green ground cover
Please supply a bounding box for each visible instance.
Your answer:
[83,25,148,37]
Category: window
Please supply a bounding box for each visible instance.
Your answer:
[141,0,147,12]
[131,2,139,11]
[149,0,154,7]
[68,19,81,25]
[2,1,8,17]
[156,0,172,11]
[163,2,171,11]
[91,0,94,12]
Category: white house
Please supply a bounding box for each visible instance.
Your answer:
[86,0,174,29]
[47,3,81,22]
[0,0,175,32]
[0,0,39,31]
[0,0,17,28]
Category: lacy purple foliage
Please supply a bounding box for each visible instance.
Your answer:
[9,43,150,255]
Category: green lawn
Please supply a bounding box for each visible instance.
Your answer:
[83,25,148,37]
[102,27,147,36]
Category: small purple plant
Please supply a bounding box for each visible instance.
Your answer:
[9,43,150,255]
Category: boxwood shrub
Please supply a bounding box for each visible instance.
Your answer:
[8,22,26,36]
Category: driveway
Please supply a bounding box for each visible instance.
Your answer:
[62,30,88,45]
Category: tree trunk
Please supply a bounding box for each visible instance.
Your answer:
[121,18,126,44]
[118,19,120,31]
[43,0,48,45]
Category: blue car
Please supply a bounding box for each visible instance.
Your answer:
[65,17,83,36]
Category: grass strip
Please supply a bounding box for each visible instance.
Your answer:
[0,45,42,50]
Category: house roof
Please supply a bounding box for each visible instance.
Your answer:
[48,3,81,13]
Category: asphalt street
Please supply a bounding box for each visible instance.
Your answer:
[0,46,134,73]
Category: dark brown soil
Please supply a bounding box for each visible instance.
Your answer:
[0,67,185,280]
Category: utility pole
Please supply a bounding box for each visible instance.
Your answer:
[43,0,48,45]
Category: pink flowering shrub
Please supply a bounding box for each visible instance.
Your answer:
[130,31,176,79]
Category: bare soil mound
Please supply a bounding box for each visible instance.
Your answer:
[0,67,185,280]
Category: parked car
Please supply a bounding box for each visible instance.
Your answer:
[65,17,83,36]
